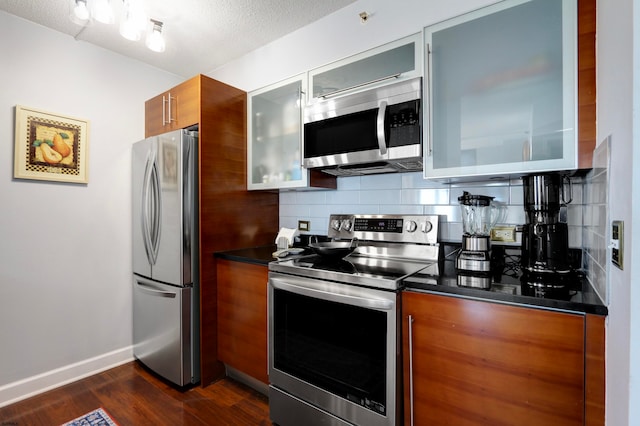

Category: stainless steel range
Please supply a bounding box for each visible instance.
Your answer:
[268,214,440,426]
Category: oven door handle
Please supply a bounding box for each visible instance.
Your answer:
[270,277,394,311]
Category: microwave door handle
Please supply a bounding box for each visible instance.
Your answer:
[377,100,388,155]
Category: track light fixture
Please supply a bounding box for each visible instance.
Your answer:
[69,0,166,52]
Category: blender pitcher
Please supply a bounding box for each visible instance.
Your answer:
[456,192,499,277]
[458,191,499,237]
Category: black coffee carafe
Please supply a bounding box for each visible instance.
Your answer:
[521,173,572,284]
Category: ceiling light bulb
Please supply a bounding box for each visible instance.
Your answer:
[120,0,147,41]
[146,20,166,53]
[120,20,140,40]
[69,0,91,25]
[93,0,115,24]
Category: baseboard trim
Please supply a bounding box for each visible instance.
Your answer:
[0,346,134,408]
[225,365,268,396]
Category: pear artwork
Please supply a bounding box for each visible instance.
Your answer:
[33,131,73,165]
[40,143,63,164]
[52,132,71,157]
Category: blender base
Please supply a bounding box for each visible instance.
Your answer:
[455,251,491,272]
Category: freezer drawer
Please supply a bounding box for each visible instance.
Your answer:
[133,275,198,386]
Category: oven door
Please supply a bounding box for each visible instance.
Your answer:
[268,272,400,426]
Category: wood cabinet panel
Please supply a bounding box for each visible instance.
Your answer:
[145,77,200,137]
[217,259,268,384]
[578,0,596,168]
[144,92,167,137]
[195,75,279,386]
[403,291,585,426]
[585,314,606,426]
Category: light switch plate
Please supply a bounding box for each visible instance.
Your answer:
[298,220,310,232]
[612,220,624,269]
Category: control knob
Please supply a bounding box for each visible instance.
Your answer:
[406,220,418,233]
[331,219,342,231]
[421,221,433,233]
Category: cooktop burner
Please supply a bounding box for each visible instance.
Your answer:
[271,253,436,290]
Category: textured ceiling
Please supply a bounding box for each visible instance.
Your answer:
[0,0,357,78]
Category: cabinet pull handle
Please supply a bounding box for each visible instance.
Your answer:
[408,314,415,426]
[167,92,175,124]
[425,43,433,157]
[377,100,388,155]
[162,95,168,125]
[299,86,305,167]
[320,73,401,98]
[163,93,175,125]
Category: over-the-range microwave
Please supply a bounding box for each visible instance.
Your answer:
[303,76,423,176]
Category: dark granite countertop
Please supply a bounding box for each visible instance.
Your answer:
[215,244,608,316]
[214,245,282,266]
[214,235,326,265]
[405,258,608,316]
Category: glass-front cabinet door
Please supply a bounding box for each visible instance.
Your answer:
[248,75,309,190]
[424,0,577,180]
[309,33,422,101]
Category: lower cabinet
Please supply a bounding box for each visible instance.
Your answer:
[217,259,268,384]
[402,291,594,426]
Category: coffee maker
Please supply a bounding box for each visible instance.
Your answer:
[521,173,573,288]
[456,192,498,288]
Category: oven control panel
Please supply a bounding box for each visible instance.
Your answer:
[328,214,440,245]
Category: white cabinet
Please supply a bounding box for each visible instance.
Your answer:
[423,0,578,180]
[309,33,422,101]
[247,74,336,191]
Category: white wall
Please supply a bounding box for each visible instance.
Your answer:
[0,11,182,406]
[597,0,638,424]
[209,0,639,424]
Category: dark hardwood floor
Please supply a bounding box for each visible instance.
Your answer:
[0,361,271,425]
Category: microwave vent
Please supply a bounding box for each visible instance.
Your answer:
[318,159,423,177]
[394,159,423,171]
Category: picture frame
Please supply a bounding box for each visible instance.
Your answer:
[13,105,90,184]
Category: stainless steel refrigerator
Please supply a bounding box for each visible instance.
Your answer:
[132,128,199,386]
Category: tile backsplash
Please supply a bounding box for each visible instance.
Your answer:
[582,137,611,305]
[280,172,584,248]
[280,159,609,306]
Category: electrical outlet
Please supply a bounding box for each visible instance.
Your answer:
[490,226,517,242]
[611,220,624,269]
[298,220,310,232]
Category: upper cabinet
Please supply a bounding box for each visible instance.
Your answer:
[247,74,336,191]
[423,0,579,180]
[308,33,422,102]
[145,78,200,137]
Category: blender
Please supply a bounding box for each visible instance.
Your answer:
[456,192,499,287]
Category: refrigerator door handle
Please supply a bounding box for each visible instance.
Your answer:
[136,280,177,298]
[183,135,193,255]
[149,155,162,263]
[141,144,162,266]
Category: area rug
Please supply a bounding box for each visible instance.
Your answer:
[61,407,119,426]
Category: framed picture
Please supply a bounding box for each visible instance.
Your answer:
[14,105,90,184]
